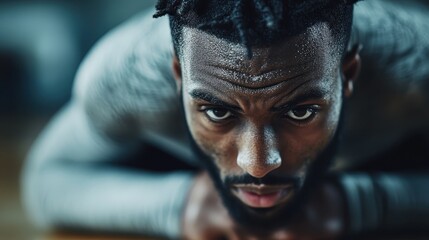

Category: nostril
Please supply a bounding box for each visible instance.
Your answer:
[237,154,282,178]
[249,165,275,178]
[266,148,282,167]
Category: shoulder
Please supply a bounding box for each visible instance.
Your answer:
[350,0,429,119]
[72,9,180,139]
[352,0,429,83]
[340,1,429,163]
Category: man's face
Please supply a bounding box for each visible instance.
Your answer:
[177,23,350,227]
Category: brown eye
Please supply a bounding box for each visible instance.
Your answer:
[286,107,315,121]
[205,108,232,121]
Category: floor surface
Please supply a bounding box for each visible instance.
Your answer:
[0,115,49,239]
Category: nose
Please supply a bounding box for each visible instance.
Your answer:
[236,126,281,178]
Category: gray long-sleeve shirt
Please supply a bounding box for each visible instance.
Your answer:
[22,1,429,239]
[22,9,197,238]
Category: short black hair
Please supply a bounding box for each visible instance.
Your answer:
[154,0,359,58]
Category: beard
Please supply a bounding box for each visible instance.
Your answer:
[188,111,344,233]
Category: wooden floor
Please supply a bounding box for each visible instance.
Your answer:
[0,115,45,239]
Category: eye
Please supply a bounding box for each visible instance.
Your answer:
[205,108,233,121]
[286,106,317,121]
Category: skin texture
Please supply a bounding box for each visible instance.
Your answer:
[173,23,361,239]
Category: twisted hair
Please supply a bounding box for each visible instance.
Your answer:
[154,0,360,58]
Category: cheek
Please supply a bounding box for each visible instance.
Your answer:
[183,96,239,175]
[194,128,240,177]
[276,131,324,174]
[277,101,342,173]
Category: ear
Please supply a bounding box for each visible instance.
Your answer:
[341,44,362,98]
[172,54,182,94]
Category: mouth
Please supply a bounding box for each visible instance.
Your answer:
[231,184,295,209]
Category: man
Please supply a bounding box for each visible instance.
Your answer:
[23,0,429,239]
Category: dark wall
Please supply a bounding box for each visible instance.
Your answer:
[0,0,157,114]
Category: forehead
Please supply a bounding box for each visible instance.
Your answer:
[179,22,340,89]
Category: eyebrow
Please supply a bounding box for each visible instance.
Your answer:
[189,90,241,110]
[271,89,326,112]
[189,88,326,112]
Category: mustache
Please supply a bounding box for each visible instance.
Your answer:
[224,174,303,188]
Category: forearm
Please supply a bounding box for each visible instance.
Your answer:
[22,103,194,238]
[23,161,194,239]
[336,173,429,234]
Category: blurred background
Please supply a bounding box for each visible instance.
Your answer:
[0,0,156,239]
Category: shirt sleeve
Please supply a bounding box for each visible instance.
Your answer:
[22,8,196,239]
[338,3,429,233]
[340,0,429,167]
[336,173,429,234]
[22,101,195,239]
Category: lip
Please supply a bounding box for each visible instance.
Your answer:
[231,184,295,208]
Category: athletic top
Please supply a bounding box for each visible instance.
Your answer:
[22,1,429,238]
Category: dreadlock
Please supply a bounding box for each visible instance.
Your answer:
[154,0,360,58]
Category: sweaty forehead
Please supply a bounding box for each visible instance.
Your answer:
[180,23,339,88]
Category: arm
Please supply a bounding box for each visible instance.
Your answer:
[272,173,429,238]
[22,9,196,239]
[336,173,429,235]
[336,0,429,235]
[343,0,429,164]
[23,103,194,238]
